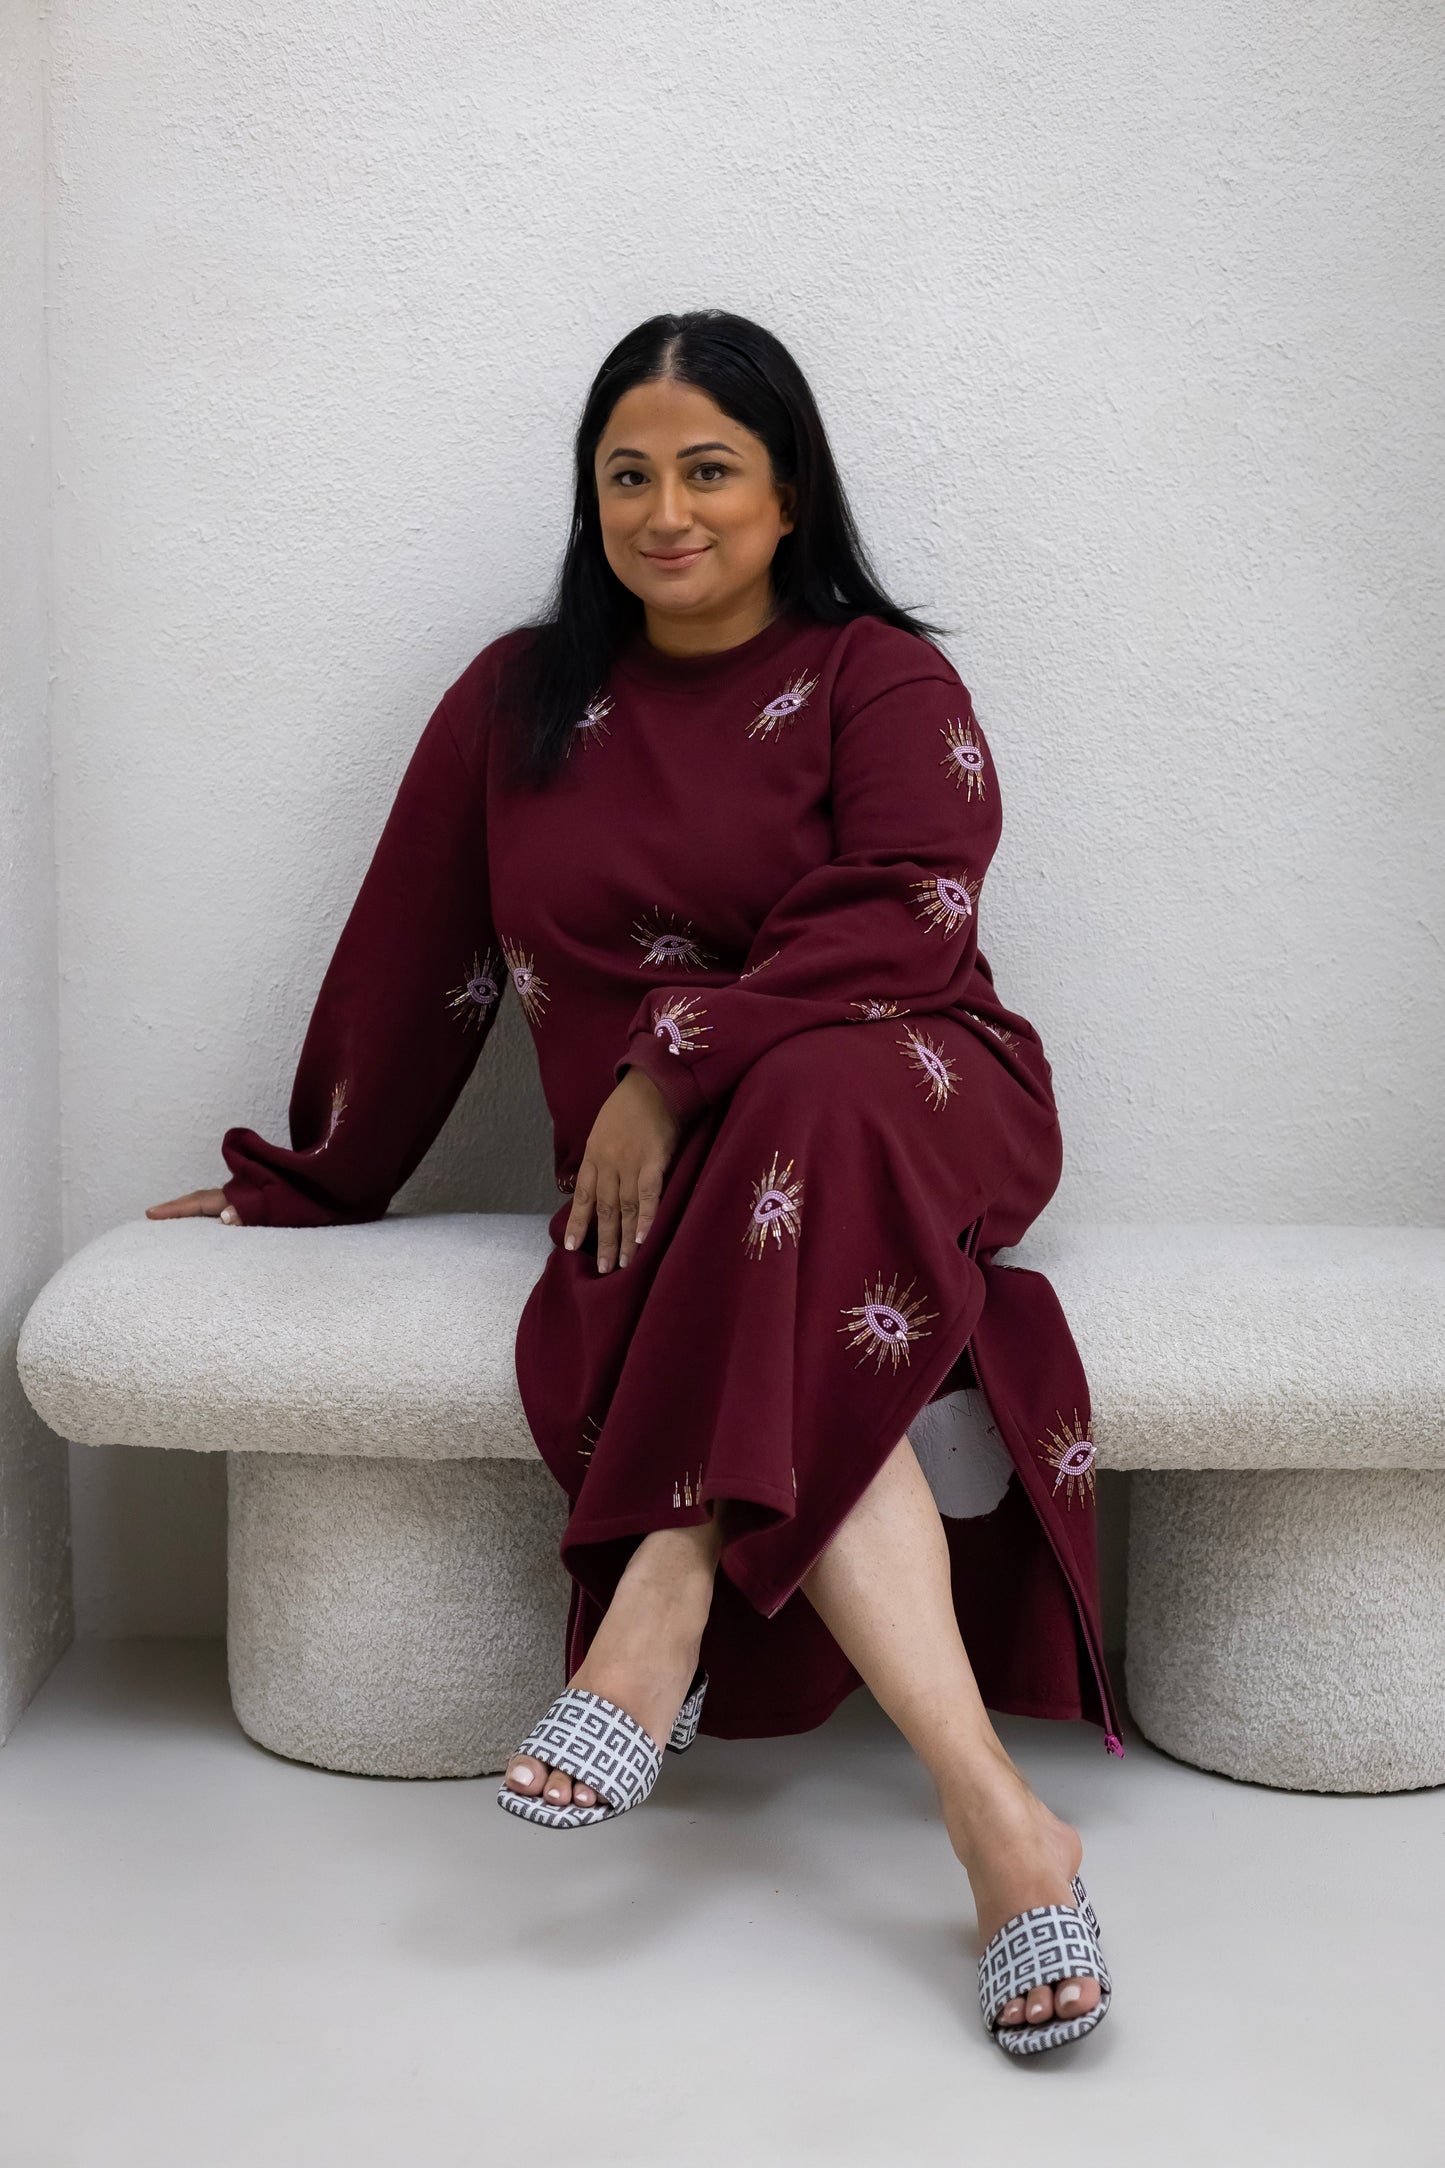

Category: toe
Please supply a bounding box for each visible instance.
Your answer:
[1052,1976,1100,2022]
[571,1780,598,1807]
[997,1996,1026,2026]
[1024,1983,1054,2024]
[541,1765,573,1805]
[504,1754,547,1795]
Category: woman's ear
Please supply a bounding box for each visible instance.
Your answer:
[777,481,798,534]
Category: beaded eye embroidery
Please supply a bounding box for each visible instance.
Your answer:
[1038,1410,1097,1507]
[500,936,550,1023]
[743,1150,804,1259]
[838,1272,939,1371]
[910,872,981,938]
[940,715,987,799]
[632,909,715,972]
[652,993,712,1057]
[747,672,819,741]
[572,691,613,746]
[446,947,503,1032]
[897,1025,959,1110]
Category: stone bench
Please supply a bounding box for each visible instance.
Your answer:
[17,1217,1445,1792]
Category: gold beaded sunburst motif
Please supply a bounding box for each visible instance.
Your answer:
[1038,1410,1098,1507]
[743,1150,805,1259]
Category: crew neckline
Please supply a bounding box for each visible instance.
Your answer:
[613,602,814,689]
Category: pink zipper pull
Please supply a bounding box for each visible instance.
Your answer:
[1103,1732,1125,1758]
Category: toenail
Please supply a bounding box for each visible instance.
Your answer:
[511,1767,534,1786]
[1056,1984,1081,2009]
[545,1784,564,1799]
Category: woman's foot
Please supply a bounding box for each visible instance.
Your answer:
[939,1740,1101,2030]
[502,1521,719,1810]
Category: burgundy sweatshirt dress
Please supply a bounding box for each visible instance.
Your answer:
[221,603,1125,1756]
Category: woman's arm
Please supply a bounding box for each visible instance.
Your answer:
[613,659,1003,1128]
[218,689,504,1226]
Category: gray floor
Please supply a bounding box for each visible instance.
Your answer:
[0,1641,1439,2168]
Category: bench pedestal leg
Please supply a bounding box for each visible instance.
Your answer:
[1126,1469,1445,1793]
[226,1452,571,1778]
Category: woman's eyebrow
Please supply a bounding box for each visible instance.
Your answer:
[603,441,739,464]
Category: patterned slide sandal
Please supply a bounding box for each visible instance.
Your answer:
[977,1874,1113,2055]
[495,1665,709,1830]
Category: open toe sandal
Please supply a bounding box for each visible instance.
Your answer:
[977,1873,1112,2055]
[495,1664,708,1830]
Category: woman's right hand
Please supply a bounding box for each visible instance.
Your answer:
[564,1066,680,1272]
[146,1187,243,1226]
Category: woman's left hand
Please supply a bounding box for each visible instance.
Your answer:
[564,1067,680,1272]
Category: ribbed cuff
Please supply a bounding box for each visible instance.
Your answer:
[614,1031,710,1130]
[219,1131,374,1229]
[218,1174,261,1227]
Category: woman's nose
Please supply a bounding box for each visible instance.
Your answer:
[648,477,692,533]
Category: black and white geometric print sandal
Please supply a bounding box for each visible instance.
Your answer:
[495,1664,709,1831]
[977,1873,1113,2055]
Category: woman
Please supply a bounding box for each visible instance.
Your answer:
[150,309,1121,2055]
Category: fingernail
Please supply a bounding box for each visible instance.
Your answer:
[564,1236,576,1249]
[598,1259,610,1273]
[1056,1984,1081,2010]
[219,1208,237,1224]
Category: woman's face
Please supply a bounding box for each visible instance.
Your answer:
[592,376,796,627]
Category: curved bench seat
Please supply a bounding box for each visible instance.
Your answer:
[17,1212,552,1460]
[18,1215,1445,1790]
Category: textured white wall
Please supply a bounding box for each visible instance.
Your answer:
[1,0,74,1728]
[44,0,1445,1634]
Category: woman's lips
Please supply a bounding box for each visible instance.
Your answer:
[641,545,709,566]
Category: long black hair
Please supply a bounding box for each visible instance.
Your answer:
[498,309,951,787]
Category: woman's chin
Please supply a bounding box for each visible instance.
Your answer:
[641,582,724,620]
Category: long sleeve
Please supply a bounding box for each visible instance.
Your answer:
[614,660,1002,1128]
[220,689,504,1226]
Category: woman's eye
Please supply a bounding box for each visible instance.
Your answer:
[610,462,730,488]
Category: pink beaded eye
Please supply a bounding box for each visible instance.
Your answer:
[838,1272,939,1371]
[1038,1411,1097,1506]
[747,672,819,740]
[446,947,502,1031]
[910,872,980,938]
[632,909,715,971]
[500,937,550,1023]
[572,691,613,745]
[743,1151,804,1259]
[897,1026,959,1110]
[651,993,712,1056]
[940,715,987,798]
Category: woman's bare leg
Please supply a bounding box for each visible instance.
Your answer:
[503,1516,723,1810]
[799,1432,1100,2030]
